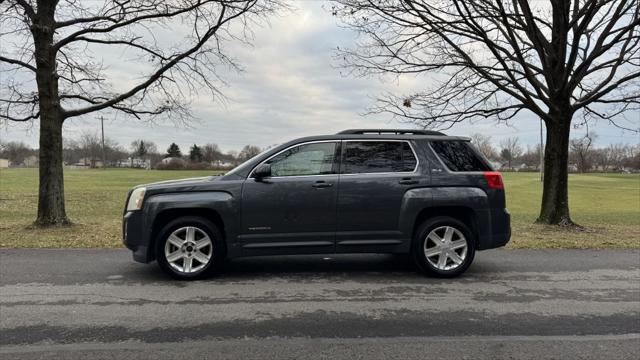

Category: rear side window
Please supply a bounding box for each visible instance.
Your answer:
[342,141,417,174]
[430,141,490,172]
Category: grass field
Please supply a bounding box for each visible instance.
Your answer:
[1,168,638,249]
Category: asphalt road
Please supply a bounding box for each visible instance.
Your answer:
[0,249,639,359]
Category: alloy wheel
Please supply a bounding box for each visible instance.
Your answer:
[164,226,213,274]
[423,226,468,271]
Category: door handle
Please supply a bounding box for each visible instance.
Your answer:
[312,181,333,188]
[398,178,419,185]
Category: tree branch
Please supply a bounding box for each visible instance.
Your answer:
[334,0,639,130]
[0,55,36,72]
[14,0,36,20]
[60,1,249,119]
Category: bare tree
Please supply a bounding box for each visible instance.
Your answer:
[592,143,627,171]
[238,144,262,162]
[470,133,498,161]
[622,144,640,170]
[0,141,36,165]
[62,138,82,165]
[202,143,223,163]
[78,131,120,167]
[499,137,523,170]
[1,0,281,226]
[226,150,239,165]
[608,143,631,170]
[520,144,544,170]
[592,147,610,171]
[78,132,103,166]
[570,132,597,172]
[334,0,640,225]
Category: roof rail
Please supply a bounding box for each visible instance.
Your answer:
[337,129,446,136]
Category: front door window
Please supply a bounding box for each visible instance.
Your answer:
[267,142,337,177]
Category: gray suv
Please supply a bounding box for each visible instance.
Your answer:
[123,129,510,279]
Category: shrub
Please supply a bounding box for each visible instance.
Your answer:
[184,161,213,170]
[155,158,186,170]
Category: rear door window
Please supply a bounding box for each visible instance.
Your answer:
[342,141,417,174]
[430,141,490,172]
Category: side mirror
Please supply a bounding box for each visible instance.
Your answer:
[253,163,271,180]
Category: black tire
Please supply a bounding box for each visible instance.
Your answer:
[413,216,476,278]
[155,216,224,280]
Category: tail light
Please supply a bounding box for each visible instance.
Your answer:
[483,171,504,189]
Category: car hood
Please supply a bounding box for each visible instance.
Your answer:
[142,176,219,189]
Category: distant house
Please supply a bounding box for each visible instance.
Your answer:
[126,157,151,169]
[0,158,9,168]
[495,162,532,171]
[496,162,511,171]
[212,160,234,168]
[23,155,38,167]
[514,163,529,171]
[161,157,181,164]
[72,159,90,167]
[75,157,103,168]
[114,157,150,169]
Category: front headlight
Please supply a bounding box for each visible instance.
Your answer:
[126,187,146,211]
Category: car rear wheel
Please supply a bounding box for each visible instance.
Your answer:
[156,216,223,280]
[413,216,475,278]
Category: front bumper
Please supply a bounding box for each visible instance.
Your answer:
[123,211,153,263]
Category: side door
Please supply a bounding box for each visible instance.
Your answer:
[335,140,422,253]
[240,141,340,255]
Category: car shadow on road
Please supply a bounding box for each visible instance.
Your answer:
[127,253,493,284]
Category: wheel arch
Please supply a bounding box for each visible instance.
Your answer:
[412,206,479,247]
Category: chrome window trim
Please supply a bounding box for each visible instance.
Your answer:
[248,140,340,179]
[340,139,420,175]
[247,139,420,179]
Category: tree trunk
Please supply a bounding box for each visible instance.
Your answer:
[36,117,69,226]
[33,0,70,226]
[536,115,574,226]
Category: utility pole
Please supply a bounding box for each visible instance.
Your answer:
[100,116,106,169]
[539,118,544,182]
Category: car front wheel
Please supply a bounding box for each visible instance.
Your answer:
[156,216,223,280]
[413,216,476,278]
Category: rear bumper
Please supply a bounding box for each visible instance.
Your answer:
[123,211,153,263]
[478,208,511,250]
[487,227,511,249]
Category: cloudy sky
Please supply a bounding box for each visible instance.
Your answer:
[2,1,638,154]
